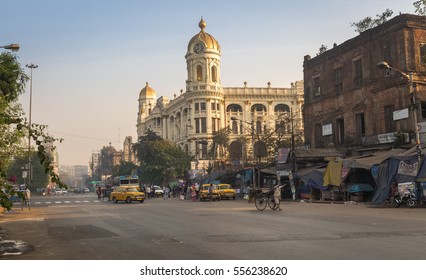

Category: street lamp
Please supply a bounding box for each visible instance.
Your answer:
[377,61,422,168]
[0,43,20,52]
[231,117,257,188]
[26,63,38,192]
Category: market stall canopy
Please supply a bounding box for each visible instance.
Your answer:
[344,149,406,169]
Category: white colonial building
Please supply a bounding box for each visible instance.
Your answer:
[136,18,304,168]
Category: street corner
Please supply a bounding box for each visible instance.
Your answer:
[0,227,34,257]
[0,207,44,224]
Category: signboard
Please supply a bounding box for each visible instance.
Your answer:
[277,148,290,164]
[393,108,409,121]
[322,123,332,136]
[277,170,291,177]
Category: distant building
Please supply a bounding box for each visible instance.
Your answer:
[123,136,137,164]
[89,151,100,179]
[59,165,88,188]
[136,18,304,167]
[303,14,426,154]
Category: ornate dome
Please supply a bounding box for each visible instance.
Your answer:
[139,82,156,99]
[187,18,220,52]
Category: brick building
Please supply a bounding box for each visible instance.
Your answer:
[303,14,426,155]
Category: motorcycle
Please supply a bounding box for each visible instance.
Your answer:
[394,189,417,208]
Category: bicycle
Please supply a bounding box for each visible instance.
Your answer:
[254,188,279,211]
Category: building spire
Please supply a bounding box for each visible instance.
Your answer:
[199,17,206,32]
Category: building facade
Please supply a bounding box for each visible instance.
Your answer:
[303,14,426,153]
[136,18,304,167]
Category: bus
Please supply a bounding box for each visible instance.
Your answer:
[112,175,140,188]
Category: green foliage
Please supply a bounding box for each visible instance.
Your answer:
[6,152,49,192]
[350,9,393,33]
[316,44,328,56]
[97,145,117,178]
[394,131,406,148]
[0,52,28,102]
[134,130,191,185]
[0,51,65,211]
[113,161,138,177]
[414,0,426,15]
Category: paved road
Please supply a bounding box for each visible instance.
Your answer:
[1,196,426,260]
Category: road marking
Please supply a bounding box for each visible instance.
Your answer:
[45,202,51,204]
[83,201,90,203]
[75,201,81,203]
[55,201,62,204]
[64,201,71,204]
[34,202,41,205]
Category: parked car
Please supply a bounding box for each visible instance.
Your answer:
[82,187,90,194]
[110,186,145,203]
[217,183,236,200]
[199,184,220,201]
[54,188,63,195]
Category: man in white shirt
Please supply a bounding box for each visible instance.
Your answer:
[273,185,284,211]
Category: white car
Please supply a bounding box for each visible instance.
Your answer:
[54,188,68,195]
[153,186,164,197]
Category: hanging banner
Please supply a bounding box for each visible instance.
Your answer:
[277,148,290,164]
[398,161,418,177]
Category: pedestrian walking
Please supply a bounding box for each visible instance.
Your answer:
[146,185,151,199]
[191,185,197,202]
[273,184,284,211]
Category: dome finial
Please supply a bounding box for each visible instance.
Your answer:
[199,17,206,31]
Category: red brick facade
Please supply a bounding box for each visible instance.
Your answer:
[303,14,426,154]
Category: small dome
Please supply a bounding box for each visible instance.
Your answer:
[187,18,220,53]
[139,82,156,99]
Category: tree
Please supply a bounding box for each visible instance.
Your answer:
[113,161,138,177]
[133,130,191,185]
[6,152,49,192]
[0,52,64,211]
[212,127,231,160]
[350,9,393,33]
[97,145,116,180]
[316,44,328,56]
[414,0,426,15]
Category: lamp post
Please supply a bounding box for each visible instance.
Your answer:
[231,117,256,188]
[0,43,20,52]
[26,63,38,192]
[377,61,422,168]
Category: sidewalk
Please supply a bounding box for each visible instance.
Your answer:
[0,207,42,257]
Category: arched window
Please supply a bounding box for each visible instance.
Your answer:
[274,104,290,113]
[226,104,243,112]
[197,65,203,81]
[211,65,217,82]
[251,104,267,112]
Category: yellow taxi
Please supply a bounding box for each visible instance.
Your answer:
[217,183,236,200]
[110,186,145,203]
[199,184,221,201]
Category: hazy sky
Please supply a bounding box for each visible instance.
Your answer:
[2,0,414,166]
